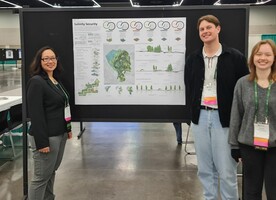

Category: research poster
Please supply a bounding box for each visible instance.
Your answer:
[72,17,186,105]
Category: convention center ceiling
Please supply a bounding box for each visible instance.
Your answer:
[0,0,275,8]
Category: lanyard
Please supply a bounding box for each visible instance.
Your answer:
[254,79,272,123]
[206,57,217,80]
[56,83,69,107]
[214,67,217,80]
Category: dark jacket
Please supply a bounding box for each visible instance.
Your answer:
[184,44,249,127]
[27,74,70,149]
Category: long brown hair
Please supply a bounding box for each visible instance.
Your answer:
[248,39,276,81]
[29,46,63,79]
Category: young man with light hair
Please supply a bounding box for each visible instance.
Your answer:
[185,15,249,200]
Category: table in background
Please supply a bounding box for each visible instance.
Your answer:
[0,96,22,112]
[0,95,22,160]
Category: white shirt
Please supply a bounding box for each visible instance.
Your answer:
[201,44,222,108]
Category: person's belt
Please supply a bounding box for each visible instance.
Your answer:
[200,105,218,110]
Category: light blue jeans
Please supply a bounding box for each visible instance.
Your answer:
[191,110,238,200]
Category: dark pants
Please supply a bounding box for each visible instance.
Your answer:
[173,122,182,143]
[240,144,276,200]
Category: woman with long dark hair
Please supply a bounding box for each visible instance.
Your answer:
[27,46,72,200]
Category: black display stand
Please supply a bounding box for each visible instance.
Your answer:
[20,6,249,197]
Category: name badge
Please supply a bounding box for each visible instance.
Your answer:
[203,84,217,105]
[254,122,269,149]
[65,106,71,122]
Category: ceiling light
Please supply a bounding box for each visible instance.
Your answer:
[214,0,272,5]
[92,0,101,7]
[174,0,185,6]
[37,0,56,7]
[130,0,184,7]
[255,0,272,4]
[0,0,22,8]
[37,0,100,8]
[130,0,139,7]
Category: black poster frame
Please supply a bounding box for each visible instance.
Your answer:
[20,6,249,123]
[20,6,249,197]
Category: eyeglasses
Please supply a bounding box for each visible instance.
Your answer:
[41,57,58,62]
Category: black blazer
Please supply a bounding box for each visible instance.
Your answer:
[27,74,68,149]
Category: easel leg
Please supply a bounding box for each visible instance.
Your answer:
[77,122,86,139]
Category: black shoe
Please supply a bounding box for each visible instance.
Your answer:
[177,141,183,145]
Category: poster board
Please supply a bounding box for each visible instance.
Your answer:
[20,6,249,122]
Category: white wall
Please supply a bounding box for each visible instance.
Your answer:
[0,10,19,28]
[248,5,276,56]
[0,10,20,48]
[0,6,276,52]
